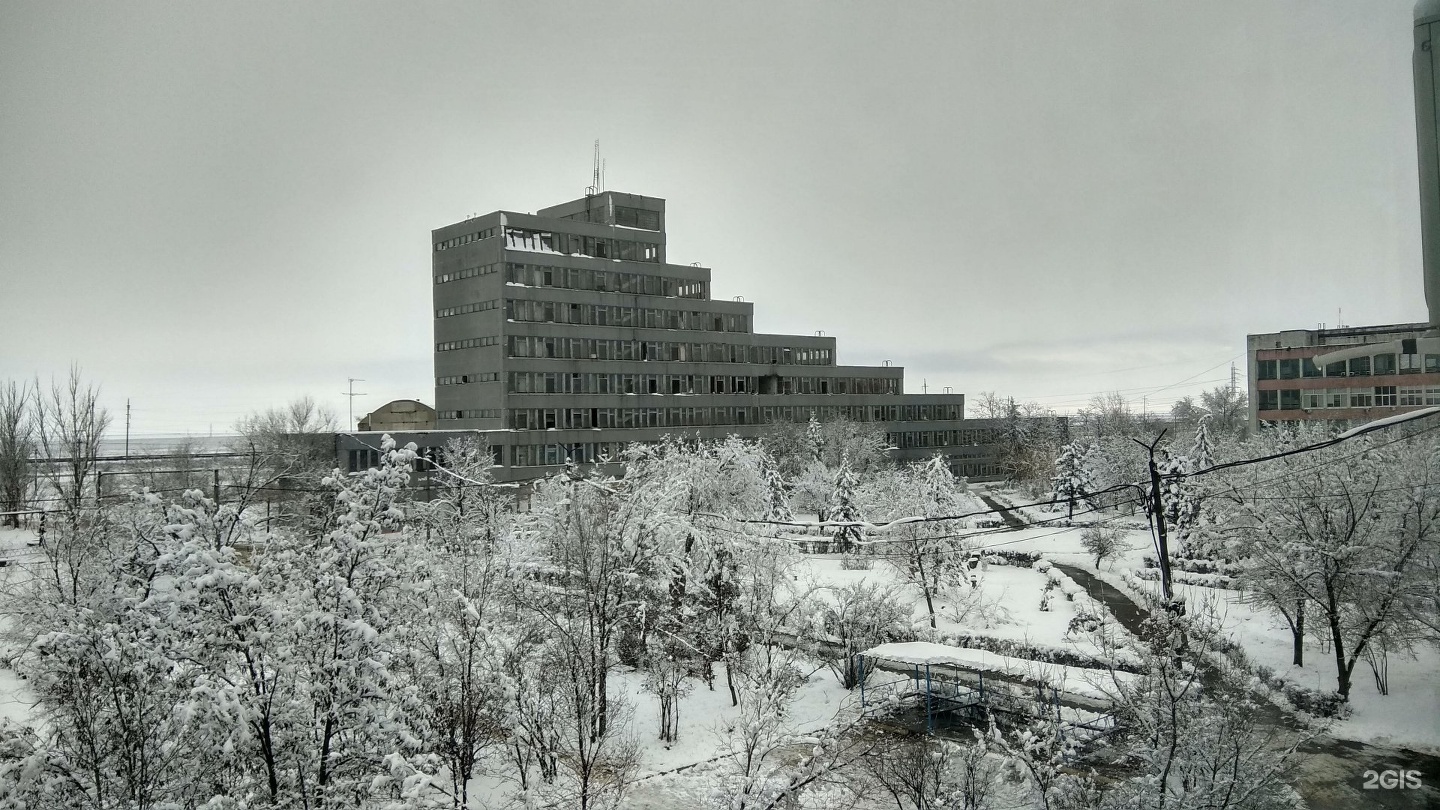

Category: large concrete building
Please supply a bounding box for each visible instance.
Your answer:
[340,190,1016,483]
[1246,322,1440,431]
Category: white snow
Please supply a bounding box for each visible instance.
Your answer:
[861,641,1134,701]
[1335,406,1440,439]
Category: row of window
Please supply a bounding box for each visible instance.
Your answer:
[437,299,500,318]
[506,431,994,469]
[503,402,965,431]
[507,371,903,397]
[506,299,750,333]
[507,261,706,298]
[437,409,502,420]
[505,227,660,263]
[1256,385,1440,411]
[508,335,833,365]
[436,336,499,352]
[1257,353,1440,380]
[437,372,500,386]
[611,204,661,230]
[435,262,500,285]
[347,445,502,473]
[433,227,497,252]
[511,442,626,467]
[888,429,1002,449]
[351,439,998,475]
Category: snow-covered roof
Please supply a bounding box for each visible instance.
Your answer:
[861,641,1133,701]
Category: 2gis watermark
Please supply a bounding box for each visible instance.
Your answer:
[1362,769,1424,790]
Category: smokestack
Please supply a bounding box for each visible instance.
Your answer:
[1310,5,1440,368]
[1414,1,1440,328]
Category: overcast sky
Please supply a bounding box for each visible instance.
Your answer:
[0,1,1425,438]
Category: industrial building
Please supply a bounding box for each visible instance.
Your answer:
[339,190,1014,483]
[1246,323,1440,431]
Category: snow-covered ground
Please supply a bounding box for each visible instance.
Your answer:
[1123,573,1440,753]
[971,487,1440,752]
[792,552,1109,653]
[619,662,852,776]
[0,527,38,728]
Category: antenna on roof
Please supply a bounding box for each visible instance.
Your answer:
[586,140,600,196]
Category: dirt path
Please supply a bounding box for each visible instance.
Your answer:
[976,492,1027,528]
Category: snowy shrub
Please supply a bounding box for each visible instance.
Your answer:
[1034,558,1053,574]
[839,554,872,570]
[1067,612,1102,635]
[1132,567,1235,589]
[1079,524,1125,570]
[1142,554,1242,577]
[988,550,1041,567]
[935,632,1143,673]
[1279,684,1349,719]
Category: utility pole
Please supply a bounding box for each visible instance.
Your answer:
[343,378,367,429]
[125,399,131,457]
[1134,430,1176,606]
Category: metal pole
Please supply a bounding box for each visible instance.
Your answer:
[1134,431,1174,603]
[925,664,933,734]
[213,469,220,505]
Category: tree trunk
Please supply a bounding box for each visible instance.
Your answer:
[915,545,937,629]
[1327,607,1350,700]
[1292,599,1304,668]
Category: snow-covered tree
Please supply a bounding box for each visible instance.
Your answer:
[811,581,910,688]
[409,436,519,809]
[827,454,864,553]
[1051,440,1096,519]
[0,380,31,528]
[33,366,109,521]
[0,435,436,809]
[1096,609,1302,810]
[758,445,793,523]
[861,732,999,810]
[1224,426,1440,701]
[514,464,689,808]
[880,456,973,629]
[804,410,824,461]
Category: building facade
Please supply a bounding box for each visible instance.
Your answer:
[1246,322,1440,430]
[341,190,1015,483]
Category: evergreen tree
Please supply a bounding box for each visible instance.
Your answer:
[1190,414,1216,471]
[803,410,823,462]
[828,454,864,553]
[759,446,793,523]
[1050,440,1095,519]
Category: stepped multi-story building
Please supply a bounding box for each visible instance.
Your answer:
[339,190,1016,484]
